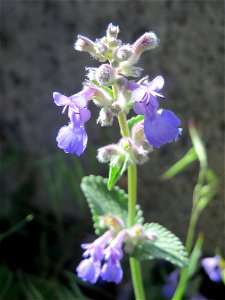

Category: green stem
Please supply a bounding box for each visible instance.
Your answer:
[172,166,204,300]
[118,111,130,137]
[117,109,146,300]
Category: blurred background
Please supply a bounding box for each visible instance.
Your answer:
[1,1,224,299]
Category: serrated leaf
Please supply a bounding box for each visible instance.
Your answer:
[81,175,143,234]
[127,115,144,131]
[134,223,189,267]
[162,147,197,179]
[108,157,128,190]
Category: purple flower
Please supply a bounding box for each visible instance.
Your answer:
[76,229,126,284]
[144,109,181,148]
[201,256,222,282]
[133,75,165,117]
[56,123,87,156]
[76,258,101,284]
[53,87,94,113]
[53,88,93,156]
[131,76,181,148]
[82,230,113,261]
[100,231,125,284]
[104,231,125,262]
[101,259,123,283]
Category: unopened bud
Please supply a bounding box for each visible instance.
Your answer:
[95,41,108,56]
[119,64,143,77]
[132,120,145,145]
[74,35,95,54]
[99,215,124,231]
[131,120,153,164]
[116,75,128,91]
[129,32,159,64]
[115,45,132,61]
[97,107,114,126]
[97,144,121,163]
[106,23,120,40]
[96,64,116,86]
[132,120,151,150]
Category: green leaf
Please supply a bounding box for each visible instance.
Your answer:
[162,147,197,179]
[108,157,128,190]
[187,233,204,278]
[81,175,143,234]
[189,121,207,168]
[134,223,189,267]
[127,115,144,131]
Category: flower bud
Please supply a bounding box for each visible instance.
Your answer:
[96,64,116,86]
[97,144,122,163]
[97,107,114,126]
[130,120,153,164]
[106,23,120,40]
[129,32,159,64]
[95,41,108,55]
[116,75,128,91]
[115,45,132,61]
[74,35,95,54]
[119,64,143,78]
[99,215,124,231]
[132,120,152,151]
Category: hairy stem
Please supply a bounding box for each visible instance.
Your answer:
[117,109,146,300]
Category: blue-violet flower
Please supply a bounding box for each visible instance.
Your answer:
[201,256,222,282]
[53,88,94,156]
[131,75,181,148]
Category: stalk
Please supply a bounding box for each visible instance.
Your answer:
[172,165,206,300]
[117,110,146,300]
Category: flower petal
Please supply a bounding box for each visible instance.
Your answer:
[76,259,100,283]
[148,75,164,91]
[133,101,146,115]
[56,124,87,156]
[70,87,94,109]
[53,92,71,107]
[79,108,91,123]
[132,87,147,102]
[201,256,222,282]
[144,109,181,148]
[100,259,123,283]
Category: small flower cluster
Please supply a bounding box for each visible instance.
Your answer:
[53,23,181,160]
[201,255,224,282]
[76,215,156,284]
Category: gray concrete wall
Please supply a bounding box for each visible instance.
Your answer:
[1,1,224,253]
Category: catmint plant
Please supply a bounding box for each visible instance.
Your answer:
[53,24,188,300]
